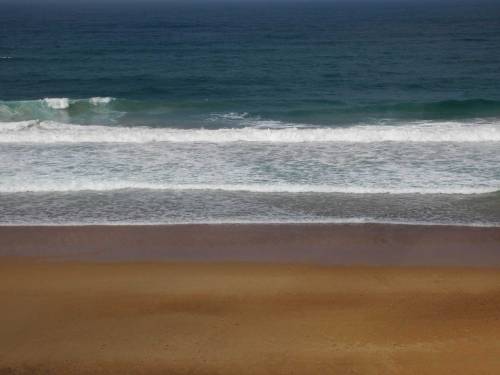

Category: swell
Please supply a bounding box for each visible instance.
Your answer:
[357,99,500,119]
[1,98,500,125]
[1,120,499,143]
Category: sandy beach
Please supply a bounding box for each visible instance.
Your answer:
[3,0,500,373]
[1,224,500,374]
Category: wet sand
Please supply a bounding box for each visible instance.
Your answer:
[1,223,500,265]
[1,224,500,374]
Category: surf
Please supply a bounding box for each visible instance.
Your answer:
[2,98,500,126]
[1,120,500,144]
[0,181,497,195]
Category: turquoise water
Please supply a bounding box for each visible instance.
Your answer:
[1,1,499,225]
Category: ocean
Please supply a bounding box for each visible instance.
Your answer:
[1,0,499,225]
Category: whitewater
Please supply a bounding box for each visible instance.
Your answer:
[2,120,500,144]
[1,97,499,225]
[0,182,497,195]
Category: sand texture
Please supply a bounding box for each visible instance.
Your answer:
[1,260,500,375]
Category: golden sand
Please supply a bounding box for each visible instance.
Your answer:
[1,260,499,374]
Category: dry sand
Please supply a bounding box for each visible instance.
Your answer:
[1,261,500,374]
[1,224,500,374]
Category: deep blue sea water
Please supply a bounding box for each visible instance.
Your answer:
[1,0,499,224]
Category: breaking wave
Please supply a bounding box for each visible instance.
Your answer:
[1,97,500,125]
[0,182,496,194]
[89,97,114,105]
[0,97,118,123]
[41,97,113,109]
[43,98,70,110]
[1,120,500,143]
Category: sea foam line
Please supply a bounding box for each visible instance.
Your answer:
[0,182,496,195]
[1,218,499,228]
[1,120,500,143]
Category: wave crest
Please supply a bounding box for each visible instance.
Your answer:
[43,98,70,110]
[89,97,114,105]
[0,182,496,194]
[2,97,500,125]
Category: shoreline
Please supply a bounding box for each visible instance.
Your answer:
[1,220,499,227]
[1,223,499,266]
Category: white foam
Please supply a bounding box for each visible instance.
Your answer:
[0,56,13,59]
[0,182,495,194]
[89,97,114,105]
[2,219,497,228]
[0,120,38,130]
[1,120,500,144]
[43,98,70,110]
[211,112,249,120]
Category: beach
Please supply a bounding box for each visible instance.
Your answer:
[2,1,500,373]
[1,224,500,374]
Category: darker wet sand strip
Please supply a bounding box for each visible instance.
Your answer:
[0,223,499,266]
